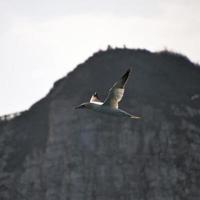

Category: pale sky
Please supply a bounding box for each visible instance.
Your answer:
[0,0,200,115]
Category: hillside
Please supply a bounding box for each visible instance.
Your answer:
[0,48,200,200]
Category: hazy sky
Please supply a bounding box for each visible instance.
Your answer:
[0,0,200,115]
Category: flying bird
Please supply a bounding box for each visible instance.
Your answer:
[75,69,140,119]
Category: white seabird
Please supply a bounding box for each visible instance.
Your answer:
[75,69,140,119]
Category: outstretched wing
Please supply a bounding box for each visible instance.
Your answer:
[90,92,101,103]
[103,69,131,109]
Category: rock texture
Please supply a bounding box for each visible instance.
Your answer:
[0,48,200,200]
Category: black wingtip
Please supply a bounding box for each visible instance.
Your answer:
[91,92,101,102]
[121,68,131,81]
[93,92,100,99]
[126,68,131,74]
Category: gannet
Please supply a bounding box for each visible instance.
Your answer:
[75,69,140,119]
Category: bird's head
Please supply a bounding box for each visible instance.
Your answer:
[75,102,90,109]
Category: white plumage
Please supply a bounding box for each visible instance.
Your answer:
[75,69,140,119]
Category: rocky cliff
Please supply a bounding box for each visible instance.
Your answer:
[0,48,200,200]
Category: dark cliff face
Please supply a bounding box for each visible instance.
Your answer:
[0,48,200,200]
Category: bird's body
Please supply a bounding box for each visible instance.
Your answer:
[75,69,140,119]
[86,102,139,118]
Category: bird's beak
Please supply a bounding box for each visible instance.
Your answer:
[75,105,84,109]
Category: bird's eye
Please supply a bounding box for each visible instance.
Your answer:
[80,104,86,108]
